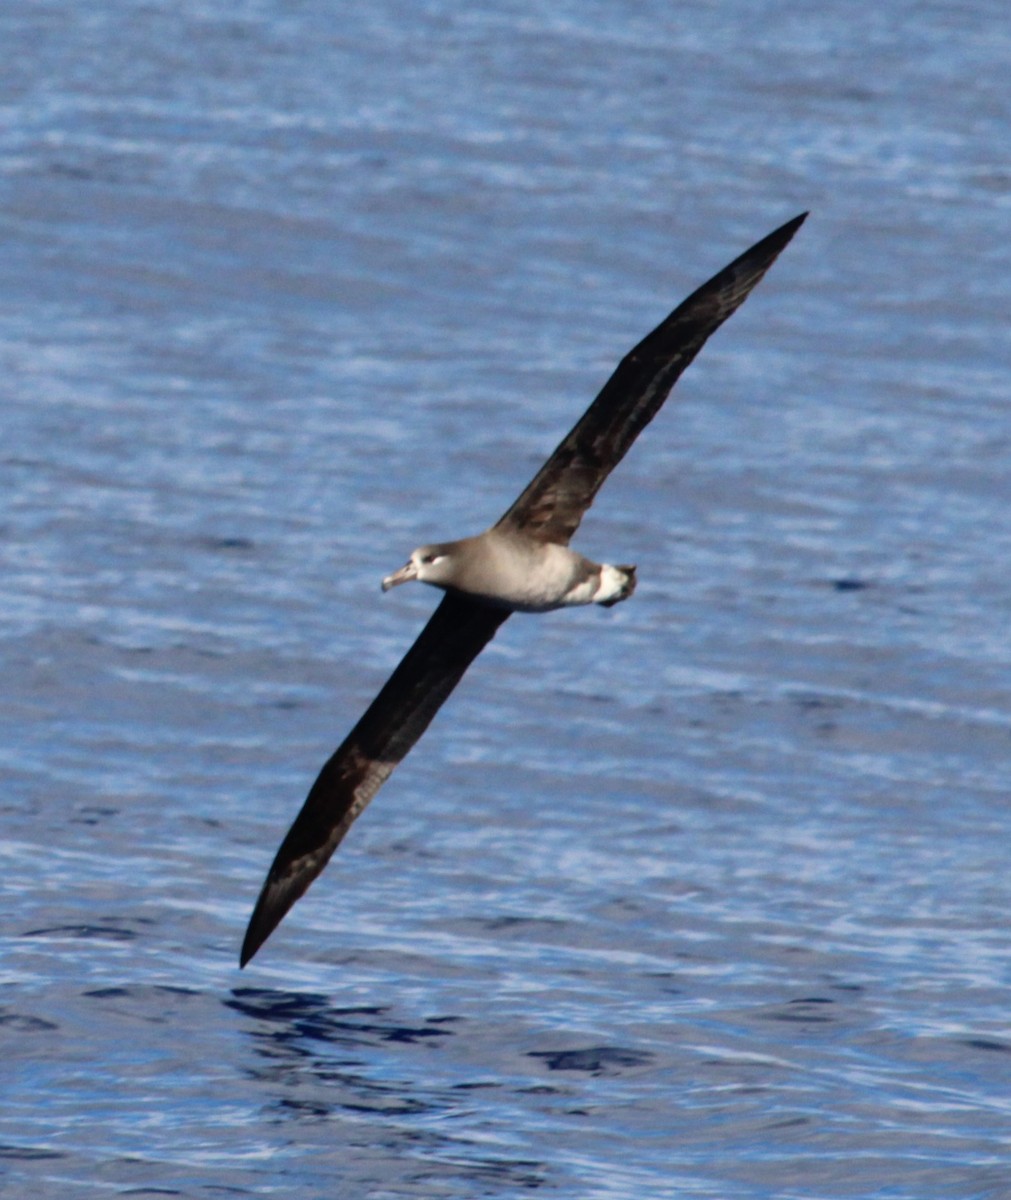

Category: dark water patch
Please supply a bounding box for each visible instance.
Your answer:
[202,535,256,551]
[69,803,121,826]
[412,1155,548,1192]
[227,988,456,1051]
[83,985,199,1000]
[959,1037,1011,1054]
[790,691,845,712]
[759,997,838,1025]
[527,1046,654,1075]
[481,915,566,932]
[118,1190,186,1197]
[830,576,871,592]
[21,922,138,943]
[0,1144,65,1161]
[0,1012,58,1033]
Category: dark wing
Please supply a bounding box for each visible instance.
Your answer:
[495,212,807,545]
[241,593,509,966]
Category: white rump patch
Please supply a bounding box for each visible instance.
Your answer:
[594,564,631,605]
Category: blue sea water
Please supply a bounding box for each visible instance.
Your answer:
[1,1,1010,1196]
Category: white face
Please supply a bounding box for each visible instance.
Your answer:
[381,544,452,591]
[415,546,448,575]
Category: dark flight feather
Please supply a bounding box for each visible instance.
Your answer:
[496,212,808,545]
[241,594,508,966]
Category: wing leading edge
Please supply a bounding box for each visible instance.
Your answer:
[495,212,807,545]
[241,593,509,966]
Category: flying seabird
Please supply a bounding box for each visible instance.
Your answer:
[240,212,807,966]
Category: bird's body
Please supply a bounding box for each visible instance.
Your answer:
[240,212,807,966]
[381,531,636,612]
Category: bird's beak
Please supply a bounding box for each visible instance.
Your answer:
[381,561,418,592]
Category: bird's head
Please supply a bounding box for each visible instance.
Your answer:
[381,543,456,592]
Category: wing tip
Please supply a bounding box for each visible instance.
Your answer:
[769,210,809,252]
[239,899,274,968]
[705,209,807,316]
[239,871,300,968]
[753,210,808,263]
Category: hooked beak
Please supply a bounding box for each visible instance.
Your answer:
[381,560,418,592]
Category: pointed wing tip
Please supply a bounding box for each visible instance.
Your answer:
[238,910,267,966]
[720,210,807,306]
[761,211,808,256]
[772,211,809,248]
[239,873,299,968]
[238,904,273,968]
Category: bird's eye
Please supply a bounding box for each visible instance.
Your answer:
[421,553,439,565]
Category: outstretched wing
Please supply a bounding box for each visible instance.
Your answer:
[242,212,806,965]
[495,212,807,545]
[241,593,509,966]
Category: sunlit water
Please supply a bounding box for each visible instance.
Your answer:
[2,1,1010,1197]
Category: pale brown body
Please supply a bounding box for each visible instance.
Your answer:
[381,530,636,612]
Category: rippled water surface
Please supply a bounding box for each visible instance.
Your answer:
[2,1,1010,1196]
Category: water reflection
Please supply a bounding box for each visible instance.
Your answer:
[227,987,549,1189]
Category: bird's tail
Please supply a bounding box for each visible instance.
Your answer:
[598,564,636,607]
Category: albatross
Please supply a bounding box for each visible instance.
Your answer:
[240,212,807,966]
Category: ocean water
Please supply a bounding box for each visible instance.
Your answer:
[2,1,1010,1196]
